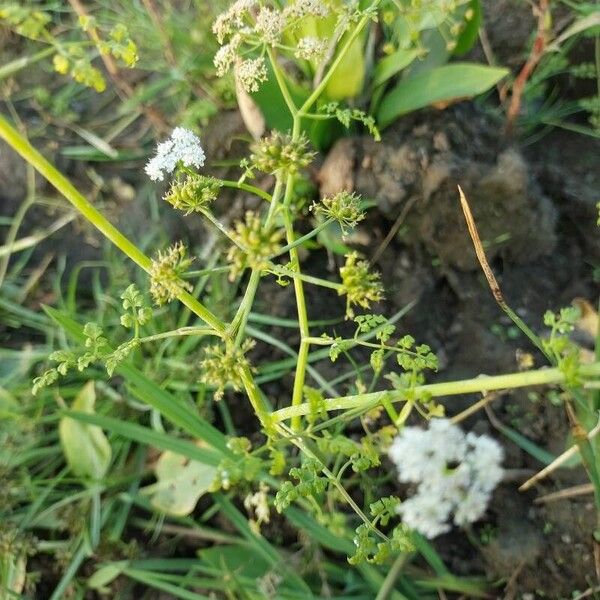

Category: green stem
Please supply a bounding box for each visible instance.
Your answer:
[374,553,409,600]
[267,47,298,117]
[0,114,227,335]
[273,362,600,422]
[271,218,334,258]
[0,46,55,81]
[221,179,272,203]
[276,423,384,538]
[282,163,311,431]
[136,326,217,345]
[0,163,36,287]
[272,268,343,291]
[229,177,284,344]
[201,210,245,249]
[0,113,273,427]
[299,6,376,116]
[233,269,261,347]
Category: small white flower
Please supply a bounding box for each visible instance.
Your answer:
[145,127,206,182]
[295,36,328,61]
[212,0,257,43]
[214,34,242,76]
[285,0,330,19]
[235,57,268,93]
[453,484,490,527]
[388,419,503,539]
[244,483,270,530]
[399,494,452,539]
[254,7,286,45]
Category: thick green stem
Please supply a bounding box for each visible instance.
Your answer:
[273,362,600,422]
[282,164,311,431]
[0,113,273,427]
[267,47,298,117]
[271,218,334,258]
[0,114,226,335]
[220,179,272,203]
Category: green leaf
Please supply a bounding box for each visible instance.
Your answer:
[143,450,217,516]
[377,63,509,127]
[324,32,366,101]
[284,506,354,554]
[65,410,223,467]
[492,419,556,465]
[87,562,128,590]
[251,61,308,132]
[59,381,111,480]
[372,48,421,88]
[453,0,482,56]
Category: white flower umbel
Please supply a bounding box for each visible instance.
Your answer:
[284,0,330,19]
[388,419,503,538]
[145,127,206,182]
[254,7,286,45]
[235,57,268,93]
[295,37,328,61]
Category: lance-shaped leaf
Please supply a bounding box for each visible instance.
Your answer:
[59,381,111,480]
[377,63,509,127]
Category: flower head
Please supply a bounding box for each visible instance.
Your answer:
[212,0,257,43]
[295,36,328,61]
[235,57,268,93]
[250,130,315,175]
[388,419,503,538]
[164,174,222,214]
[339,252,384,318]
[226,210,284,280]
[149,242,194,305]
[284,0,330,19]
[145,127,206,182]
[254,7,286,45]
[214,33,242,76]
[311,191,365,235]
[199,339,255,400]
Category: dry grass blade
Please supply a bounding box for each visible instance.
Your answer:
[370,195,419,265]
[534,483,594,504]
[457,185,548,358]
[519,420,600,491]
[451,391,503,425]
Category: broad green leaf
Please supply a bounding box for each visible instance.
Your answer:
[213,494,314,596]
[284,506,354,554]
[143,450,217,516]
[325,33,366,100]
[198,545,271,579]
[123,569,210,600]
[372,48,421,88]
[59,381,111,480]
[377,63,509,127]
